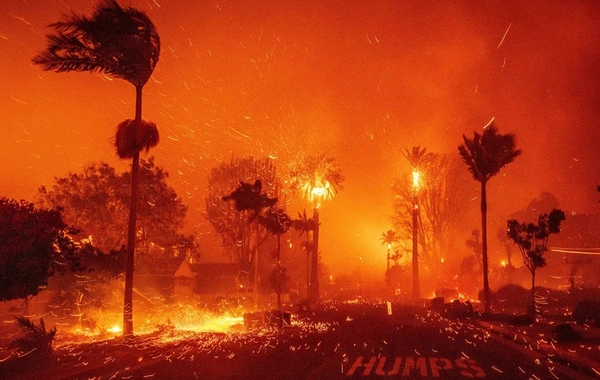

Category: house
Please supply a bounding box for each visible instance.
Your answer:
[174,261,241,300]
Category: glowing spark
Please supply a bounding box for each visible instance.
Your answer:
[9,13,31,25]
[10,96,28,104]
[497,22,512,48]
[483,117,495,129]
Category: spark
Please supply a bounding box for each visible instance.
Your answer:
[483,117,495,129]
[10,96,28,104]
[9,13,31,25]
[497,22,512,48]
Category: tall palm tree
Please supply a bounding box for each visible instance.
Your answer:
[32,0,160,337]
[380,230,398,273]
[289,154,344,300]
[404,147,434,300]
[459,123,521,313]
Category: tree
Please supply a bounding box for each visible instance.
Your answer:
[259,207,292,326]
[0,198,79,302]
[33,0,161,337]
[466,229,483,272]
[507,209,566,316]
[207,157,280,290]
[392,154,471,286]
[292,210,316,308]
[37,158,188,258]
[380,230,398,273]
[36,162,128,254]
[288,154,344,300]
[458,123,521,313]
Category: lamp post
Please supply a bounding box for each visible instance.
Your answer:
[412,169,420,300]
[310,185,326,300]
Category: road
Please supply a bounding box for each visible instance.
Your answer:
[6,301,595,379]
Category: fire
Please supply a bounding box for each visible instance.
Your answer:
[107,324,121,334]
[412,169,420,190]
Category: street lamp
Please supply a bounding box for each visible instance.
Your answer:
[412,169,420,300]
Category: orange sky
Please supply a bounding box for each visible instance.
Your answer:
[1,0,599,275]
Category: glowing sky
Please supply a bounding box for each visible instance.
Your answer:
[1,0,599,274]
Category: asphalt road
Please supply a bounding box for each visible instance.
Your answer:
[6,301,594,380]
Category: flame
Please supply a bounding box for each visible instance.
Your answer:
[412,169,420,190]
[107,324,121,334]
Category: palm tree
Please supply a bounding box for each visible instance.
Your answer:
[459,123,521,313]
[259,207,292,327]
[380,230,398,273]
[292,210,316,309]
[404,147,434,300]
[289,154,344,300]
[32,0,160,337]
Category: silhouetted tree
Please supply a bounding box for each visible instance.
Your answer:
[37,158,188,257]
[507,209,565,316]
[292,210,316,307]
[459,123,521,313]
[259,207,292,325]
[392,153,472,287]
[380,230,398,273]
[207,157,280,289]
[0,198,79,302]
[33,0,161,337]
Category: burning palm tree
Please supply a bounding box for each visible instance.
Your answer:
[32,0,160,337]
[404,147,434,300]
[289,154,344,300]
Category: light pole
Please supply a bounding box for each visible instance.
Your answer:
[310,185,326,300]
[411,169,420,300]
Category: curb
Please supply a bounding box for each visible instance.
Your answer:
[477,320,600,379]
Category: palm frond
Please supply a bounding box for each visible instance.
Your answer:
[458,123,520,182]
[114,119,159,159]
[33,0,160,87]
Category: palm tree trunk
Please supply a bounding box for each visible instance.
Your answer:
[253,220,260,307]
[412,194,420,300]
[306,230,310,311]
[123,85,143,338]
[311,207,320,300]
[481,181,490,314]
[531,271,536,317]
[276,234,282,328]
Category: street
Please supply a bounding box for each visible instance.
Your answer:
[6,301,595,380]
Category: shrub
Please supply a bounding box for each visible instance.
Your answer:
[9,317,56,358]
[552,323,580,342]
[574,299,600,326]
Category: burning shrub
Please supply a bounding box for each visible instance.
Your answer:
[9,317,56,359]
